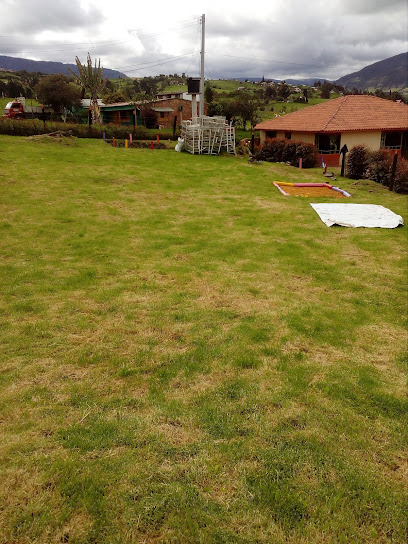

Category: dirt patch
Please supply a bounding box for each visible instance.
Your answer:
[277,185,346,198]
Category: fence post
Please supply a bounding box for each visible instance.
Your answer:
[389,152,398,191]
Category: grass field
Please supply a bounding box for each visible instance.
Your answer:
[0,135,407,543]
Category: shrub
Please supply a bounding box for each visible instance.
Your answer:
[0,118,176,141]
[393,157,408,194]
[366,149,392,185]
[106,139,167,149]
[346,144,407,193]
[254,138,318,168]
[282,140,298,164]
[255,138,287,162]
[294,141,319,168]
[346,145,370,179]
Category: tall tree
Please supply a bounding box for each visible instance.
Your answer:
[277,83,290,100]
[233,94,262,130]
[35,74,81,112]
[69,54,106,124]
[320,81,332,99]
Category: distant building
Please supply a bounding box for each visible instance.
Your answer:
[150,97,206,129]
[97,97,206,129]
[155,91,201,102]
[100,102,141,126]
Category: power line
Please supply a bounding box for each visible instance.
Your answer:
[0,17,200,53]
[121,52,198,75]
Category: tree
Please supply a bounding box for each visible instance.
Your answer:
[69,53,106,124]
[207,100,236,121]
[265,85,277,99]
[277,84,290,100]
[233,93,262,130]
[35,74,81,112]
[16,70,42,98]
[320,81,332,99]
[303,88,308,102]
[138,77,157,96]
[6,78,25,98]
[102,90,127,104]
[204,83,214,104]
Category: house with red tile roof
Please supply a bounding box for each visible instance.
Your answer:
[254,95,408,166]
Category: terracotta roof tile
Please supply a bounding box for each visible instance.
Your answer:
[254,95,408,133]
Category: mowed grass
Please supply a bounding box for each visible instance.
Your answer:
[0,134,407,544]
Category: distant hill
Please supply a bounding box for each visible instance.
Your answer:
[0,55,127,79]
[335,52,408,91]
[245,77,327,85]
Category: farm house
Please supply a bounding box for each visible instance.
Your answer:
[255,95,408,166]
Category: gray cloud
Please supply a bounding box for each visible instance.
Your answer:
[0,0,406,81]
[340,0,406,15]
[0,0,104,34]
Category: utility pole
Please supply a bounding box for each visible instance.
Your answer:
[199,14,205,117]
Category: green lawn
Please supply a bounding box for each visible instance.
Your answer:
[0,135,407,544]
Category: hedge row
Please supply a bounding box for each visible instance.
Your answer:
[105,139,168,149]
[254,138,319,168]
[347,145,408,194]
[0,118,177,141]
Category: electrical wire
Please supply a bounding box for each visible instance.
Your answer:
[0,17,200,53]
[121,52,198,75]
[113,52,197,71]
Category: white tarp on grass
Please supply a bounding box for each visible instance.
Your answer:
[310,203,404,228]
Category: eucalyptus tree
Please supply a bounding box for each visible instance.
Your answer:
[70,53,106,124]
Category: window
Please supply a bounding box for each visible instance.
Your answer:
[285,132,291,140]
[381,132,402,149]
[266,131,277,139]
[315,133,341,153]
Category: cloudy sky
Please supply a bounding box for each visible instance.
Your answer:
[0,0,407,80]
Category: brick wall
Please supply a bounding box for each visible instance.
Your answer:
[152,98,207,129]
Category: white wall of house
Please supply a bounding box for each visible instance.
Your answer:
[259,130,316,144]
[340,131,381,151]
[290,132,315,144]
[260,129,383,152]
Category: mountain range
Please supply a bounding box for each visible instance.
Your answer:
[0,55,126,79]
[0,52,407,91]
[335,52,407,91]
